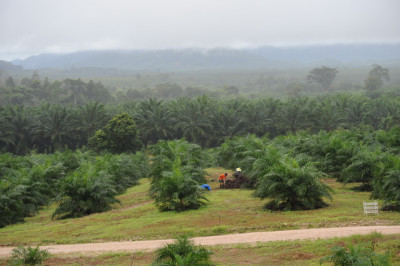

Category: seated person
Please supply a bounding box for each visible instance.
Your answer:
[234,168,242,178]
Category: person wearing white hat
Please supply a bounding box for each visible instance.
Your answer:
[234,168,242,178]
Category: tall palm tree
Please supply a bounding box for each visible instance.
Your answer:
[344,95,368,128]
[63,79,86,107]
[0,107,14,150]
[242,100,271,137]
[279,97,310,133]
[312,98,344,132]
[5,105,38,155]
[38,105,77,152]
[211,100,247,144]
[135,98,175,146]
[173,98,213,147]
[76,102,109,145]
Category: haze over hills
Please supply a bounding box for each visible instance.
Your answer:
[9,44,400,71]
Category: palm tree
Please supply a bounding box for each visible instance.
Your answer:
[4,105,38,155]
[63,78,86,107]
[279,97,310,133]
[344,95,368,128]
[38,105,77,152]
[135,98,175,146]
[150,157,207,211]
[76,102,109,145]
[341,148,382,191]
[258,98,283,137]
[254,159,333,211]
[0,107,14,150]
[380,169,400,208]
[10,246,50,266]
[242,100,271,137]
[149,140,207,211]
[52,162,120,219]
[173,97,213,147]
[211,100,247,144]
[153,236,214,266]
[312,98,344,132]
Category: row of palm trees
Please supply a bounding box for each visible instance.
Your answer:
[1,92,400,154]
[217,127,400,210]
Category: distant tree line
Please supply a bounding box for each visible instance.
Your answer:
[0,64,391,105]
[1,90,400,155]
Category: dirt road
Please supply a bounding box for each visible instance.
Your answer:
[1,225,399,258]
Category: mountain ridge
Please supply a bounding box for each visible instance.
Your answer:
[10,44,400,71]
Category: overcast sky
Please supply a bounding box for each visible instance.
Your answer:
[0,0,399,60]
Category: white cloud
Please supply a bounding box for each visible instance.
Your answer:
[0,0,399,60]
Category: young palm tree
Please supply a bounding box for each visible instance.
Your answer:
[52,163,119,219]
[150,158,207,212]
[10,246,50,266]
[149,140,207,211]
[150,139,206,184]
[341,148,382,191]
[153,236,214,266]
[255,159,333,211]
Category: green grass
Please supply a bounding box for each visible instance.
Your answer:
[1,232,399,265]
[0,168,399,246]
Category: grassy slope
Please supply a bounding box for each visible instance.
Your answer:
[1,168,399,246]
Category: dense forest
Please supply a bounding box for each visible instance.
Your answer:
[0,85,399,154]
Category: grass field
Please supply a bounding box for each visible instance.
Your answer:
[1,168,399,246]
[1,167,399,264]
[1,233,399,265]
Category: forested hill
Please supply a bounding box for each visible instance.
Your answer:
[11,44,400,71]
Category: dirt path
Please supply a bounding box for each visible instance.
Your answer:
[1,226,400,258]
